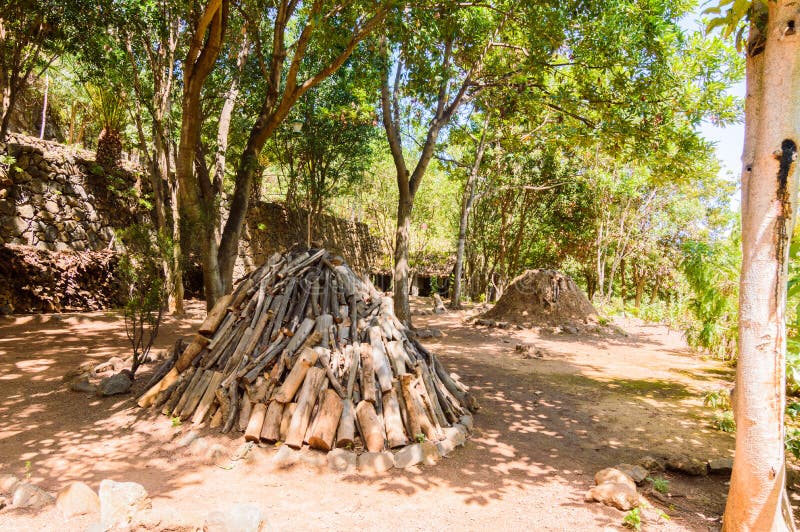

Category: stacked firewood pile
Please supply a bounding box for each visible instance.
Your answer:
[139,248,477,457]
[0,244,122,314]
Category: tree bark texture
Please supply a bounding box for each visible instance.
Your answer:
[723,3,800,530]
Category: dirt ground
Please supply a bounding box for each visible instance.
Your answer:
[0,298,740,531]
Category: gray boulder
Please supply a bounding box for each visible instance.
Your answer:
[97,371,133,396]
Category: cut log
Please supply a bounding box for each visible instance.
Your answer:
[359,342,376,404]
[161,367,196,415]
[209,407,223,429]
[180,369,213,421]
[336,399,356,449]
[244,402,268,442]
[399,374,422,439]
[315,314,333,348]
[284,367,326,449]
[238,396,253,432]
[199,294,234,336]
[355,400,385,452]
[369,326,393,392]
[279,403,297,441]
[191,371,225,424]
[345,345,359,399]
[386,340,407,375]
[382,388,408,448]
[273,347,319,403]
[308,389,344,451]
[285,317,316,356]
[260,400,284,443]
[417,360,449,427]
[315,347,345,398]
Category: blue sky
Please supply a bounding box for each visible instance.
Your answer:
[682,10,746,187]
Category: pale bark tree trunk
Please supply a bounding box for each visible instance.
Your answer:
[451,114,490,309]
[723,3,800,529]
[214,33,249,195]
[123,9,184,314]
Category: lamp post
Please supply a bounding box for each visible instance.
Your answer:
[289,118,310,247]
[291,119,304,134]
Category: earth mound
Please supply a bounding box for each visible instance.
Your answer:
[480,269,598,326]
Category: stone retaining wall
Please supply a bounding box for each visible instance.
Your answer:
[0,134,146,252]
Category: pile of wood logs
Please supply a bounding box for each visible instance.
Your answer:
[138,248,477,456]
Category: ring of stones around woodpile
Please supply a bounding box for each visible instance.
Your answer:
[138,248,479,472]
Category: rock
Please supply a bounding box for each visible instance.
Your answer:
[585,482,639,511]
[357,452,394,475]
[394,444,424,469]
[108,356,127,372]
[594,468,636,491]
[12,483,54,508]
[421,441,441,466]
[666,455,708,476]
[0,474,20,493]
[98,480,151,530]
[614,463,648,484]
[205,444,228,463]
[327,449,357,473]
[97,371,133,396]
[177,430,201,448]
[638,455,664,473]
[56,481,100,517]
[16,204,34,219]
[69,376,97,394]
[205,502,267,532]
[270,444,301,469]
[443,424,468,447]
[436,438,456,457]
[188,437,210,457]
[708,457,733,475]
[299,448,327,469]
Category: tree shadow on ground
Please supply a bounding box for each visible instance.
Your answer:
[0,302,733,530]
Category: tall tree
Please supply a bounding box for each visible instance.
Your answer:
[175,0,229,308]
[184,0,389,308]
[709,0,800,529]
[380,3,509,323]
[118,0,185,313]
[0,0,96,139]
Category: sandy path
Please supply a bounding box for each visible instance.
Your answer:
[0,301,734,531]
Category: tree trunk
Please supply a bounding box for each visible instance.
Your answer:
[451,115,490,309]
[723,3,799,530]
[394,194,413,323]
[0,84,17,140]
[174,0,228,309]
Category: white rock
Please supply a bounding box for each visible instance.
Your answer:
[327,449,357,473]
[357,452,394,475]
[205,502,267,532]
[56,481,100,517]
[98,479,151,530]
